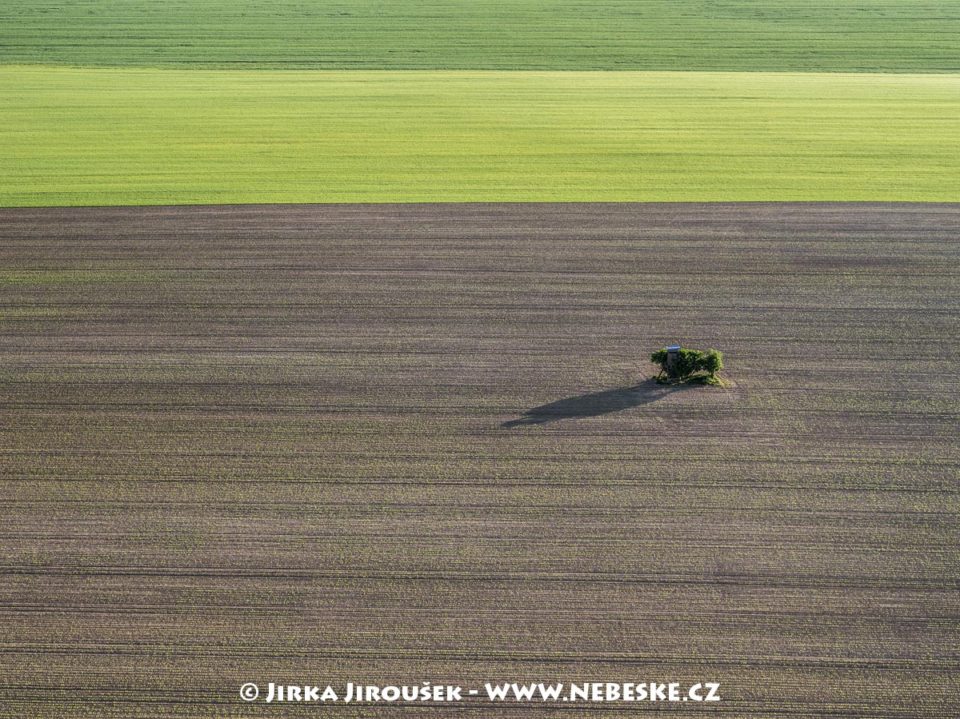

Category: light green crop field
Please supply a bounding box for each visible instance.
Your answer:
[2,67,958,206]
[2,0,958,72]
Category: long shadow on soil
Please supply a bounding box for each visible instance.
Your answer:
[502,379,694,427]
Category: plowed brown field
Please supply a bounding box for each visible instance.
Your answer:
[1,203,958,717]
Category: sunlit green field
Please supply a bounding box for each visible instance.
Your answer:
[3,67,958,206]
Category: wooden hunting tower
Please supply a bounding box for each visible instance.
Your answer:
[665,345,681,372]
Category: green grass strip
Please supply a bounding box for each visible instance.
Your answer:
[2,1,958,72]
[2,67,958,206]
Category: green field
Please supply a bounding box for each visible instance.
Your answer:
[2,0,959,72]
[3,67,958,206]
[4,2,958,206]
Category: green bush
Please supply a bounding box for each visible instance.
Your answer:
[650,346,724,384]
[702,349,723,375]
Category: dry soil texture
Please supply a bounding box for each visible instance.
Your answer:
[1,203,958,717]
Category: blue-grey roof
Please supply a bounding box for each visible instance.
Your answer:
[666,344,681,351]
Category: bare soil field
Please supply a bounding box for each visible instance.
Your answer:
[1,203,958,717]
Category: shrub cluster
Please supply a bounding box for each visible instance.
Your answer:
[650,347,724,384]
